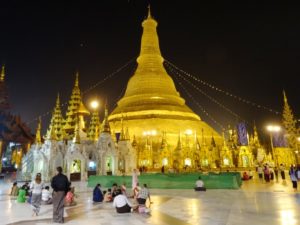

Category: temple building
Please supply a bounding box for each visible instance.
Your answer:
[108,7,222,171]
[21,7,298,181]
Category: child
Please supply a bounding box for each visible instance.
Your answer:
[64,187,76,207]
[104,188,113,202]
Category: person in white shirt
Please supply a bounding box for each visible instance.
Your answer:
[30,173,44,216]
[41,186,52,204]
[194,176,206,191]
[113,189,133,213]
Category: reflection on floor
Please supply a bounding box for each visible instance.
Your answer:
[1,177,300,225]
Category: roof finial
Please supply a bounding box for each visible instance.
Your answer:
[75,72,79,87]
[283,89,287,103]
[0,64,5,82]
[56,93,60,107]
[147,4,151,19]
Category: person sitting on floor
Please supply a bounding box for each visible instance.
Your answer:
[113,189,134,213]
[10,182,19,196]
[93,183,103,203]
[41,186,52,204]
[17,187,26,203]
[104,188,113,202]
[21,182,30,196]
[64,187,76,207]
[242,171,249,181]
[194,176,206,191]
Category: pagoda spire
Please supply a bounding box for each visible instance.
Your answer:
[64,73,82,137]
[87,107,100,142]
[35,117,42,145]
[46,93,64,141]
[101,103,111,133]
[282,90,298,150]
[0,65,5,82]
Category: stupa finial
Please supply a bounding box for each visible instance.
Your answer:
[75,72,79,87]
[147,4,152,19]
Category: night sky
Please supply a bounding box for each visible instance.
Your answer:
[1,1,299,138]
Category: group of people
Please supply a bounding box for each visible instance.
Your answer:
[257,164,286,182]
[10,166,73,223]
[91,169,152,214]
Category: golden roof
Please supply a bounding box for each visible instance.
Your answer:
[78,101,90,115]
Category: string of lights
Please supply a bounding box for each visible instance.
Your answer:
[172,74,225,131]
[26,57,136,125]
[164,60,281,115]
[166,63,247,123]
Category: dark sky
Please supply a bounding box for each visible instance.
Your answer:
[1,1,299,138]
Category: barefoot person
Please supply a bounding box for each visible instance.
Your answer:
[51,166,70,223]
[30,173,44,216]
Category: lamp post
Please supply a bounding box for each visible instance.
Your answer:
[266,125,281,167]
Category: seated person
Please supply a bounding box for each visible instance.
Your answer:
[121,182,127,196]
[21,182,30,196]
[242,171,249,180]
[111,183,118,200]
[194,176,206,191]
[17,187,26,203]
[104,188,113,202]
[41,186,52,204]
[137,184,151,205]
[64,187,76,207]
[93,183,103,203]
[113,189,133,213]
[10,182,19,196]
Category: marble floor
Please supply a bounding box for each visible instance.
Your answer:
[0,178,300,225]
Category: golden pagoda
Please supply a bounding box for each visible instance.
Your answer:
[64,73,82,137]
[108,6,222,170]
[46,94,65,140]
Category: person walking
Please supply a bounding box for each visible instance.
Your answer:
[279,164,286,181]
[289,165,298,192]
[51,166,70,223]
[30,173,44,216]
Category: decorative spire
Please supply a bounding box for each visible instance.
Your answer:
[0,65,5,82]
[64,73,82,137]
[132,135,137,147]
[75,72,79,87]
[46,93,64,141]
[283,90,288,104]
[101,103,111,133]
[147,4,152,19]
[282,90,298,150]
[160,131,167,149]
[35,117,42,145]
[87,109,100,142]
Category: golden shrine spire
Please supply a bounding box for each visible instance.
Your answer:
[0,65,5,82]
[35,117,42,145]
[283,90,288,104]
[64,73,82,136]
[46,93,64,140]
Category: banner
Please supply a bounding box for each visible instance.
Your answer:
[272,132,288,147]
[236,122,248,146]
